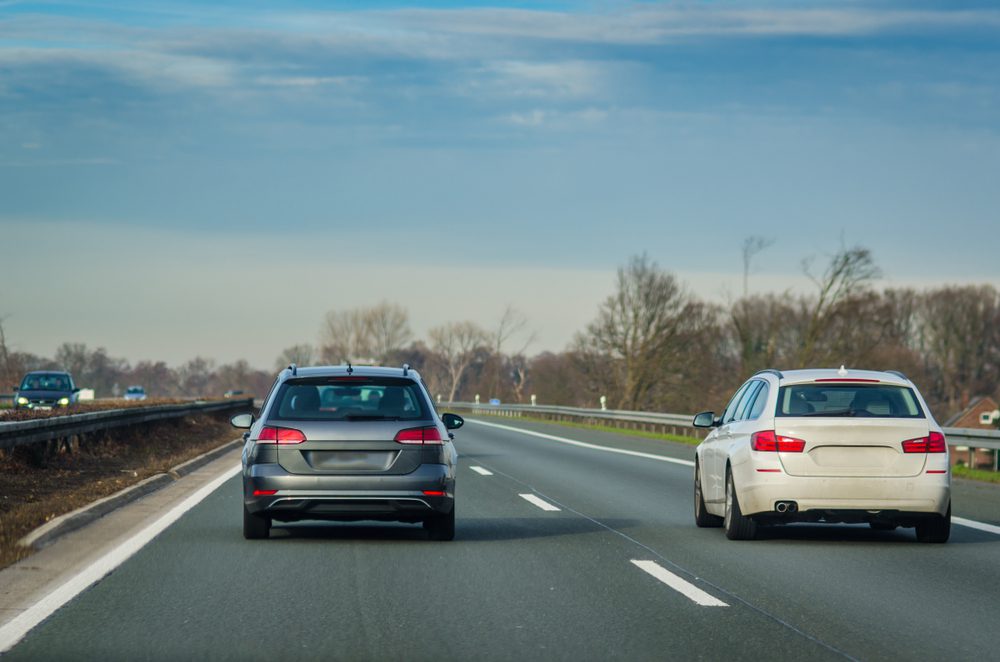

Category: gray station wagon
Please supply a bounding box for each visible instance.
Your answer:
[232,364,462,541]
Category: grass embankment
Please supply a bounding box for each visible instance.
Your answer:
[0,412,239,570]
[475,412,702,446]
[953,465,1000,484]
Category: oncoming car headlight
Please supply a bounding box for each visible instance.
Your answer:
[17,396,29,405]
[57,397,70,406]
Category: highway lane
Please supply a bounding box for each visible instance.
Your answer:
[461,419,1000,660]
[6,416,1000,660]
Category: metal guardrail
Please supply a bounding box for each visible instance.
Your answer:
[445,401,1000,451]
[0,399,253,451]
[942,427,1000,452]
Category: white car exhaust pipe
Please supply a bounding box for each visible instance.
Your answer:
[775,501,798,514]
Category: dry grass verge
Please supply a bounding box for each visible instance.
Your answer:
[0,412,239,569]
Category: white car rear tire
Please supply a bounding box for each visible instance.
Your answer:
[724,468,758,541]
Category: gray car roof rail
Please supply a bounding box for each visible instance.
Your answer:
[753,368,784,380]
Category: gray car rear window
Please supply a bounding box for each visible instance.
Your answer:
[269,377,429,421]
[776,384,924,418]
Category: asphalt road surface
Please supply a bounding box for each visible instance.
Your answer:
[7,417,1000,661]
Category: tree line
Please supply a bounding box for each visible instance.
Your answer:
[2,244,998,423]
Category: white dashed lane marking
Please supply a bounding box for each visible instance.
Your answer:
[519,493,561,512]
[631,560,729,607]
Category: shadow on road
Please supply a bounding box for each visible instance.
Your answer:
[752,523,995,545]
[265,517,639,543]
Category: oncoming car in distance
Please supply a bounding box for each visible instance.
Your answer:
[231,364,462,541]
[693,368,950,543]
[124,385,147,401]
[14,371,80,410]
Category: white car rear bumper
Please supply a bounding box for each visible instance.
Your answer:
[733,465,950,517]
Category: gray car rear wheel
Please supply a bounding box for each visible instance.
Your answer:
[424,507,455,541]
[243,503,271,540]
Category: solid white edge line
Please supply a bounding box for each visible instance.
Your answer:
[468,418,695,467]
[519,493,561,512]
[0,463,241,653]
[468,419,1000,537]
[631,560,728,607]
[469,466,494,476]
[953,516,1000,536]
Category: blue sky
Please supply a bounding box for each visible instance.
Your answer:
[2,1,999,367]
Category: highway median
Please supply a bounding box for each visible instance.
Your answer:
[0,402,250,569]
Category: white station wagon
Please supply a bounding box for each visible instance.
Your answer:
[693,368,950,542]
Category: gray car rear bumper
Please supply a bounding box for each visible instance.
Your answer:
[243,462,454,522]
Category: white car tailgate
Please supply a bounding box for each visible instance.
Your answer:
[775,418,929,478]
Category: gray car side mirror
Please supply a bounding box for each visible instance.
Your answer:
[442,413,464,430]
[231,413,254,429]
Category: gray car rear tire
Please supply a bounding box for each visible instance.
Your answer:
[424,507,455,541]
[243,503,271,540]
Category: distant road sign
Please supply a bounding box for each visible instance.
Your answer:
[489,398,501,406]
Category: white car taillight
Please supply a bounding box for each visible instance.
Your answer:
[751,430,806,452]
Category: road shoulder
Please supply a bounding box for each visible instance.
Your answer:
[0,446,241,637]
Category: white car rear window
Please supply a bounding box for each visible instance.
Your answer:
[776,384,924,418]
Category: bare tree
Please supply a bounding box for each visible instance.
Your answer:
[55,342,89,377]
[177,357,216,397]
[796,245,881,366]
[741,235,775,298]
[0,316,12,389]
[368,302,412,362]
[913,285,1000,414]
[487,305,536,400]
[576,254,710,410]
[320,308,374,364]
[275,344,315,371]
[730,293,799,374]
[429,321,489,403]
[319,302,411,364]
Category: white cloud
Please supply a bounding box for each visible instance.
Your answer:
[0,47,236,89]
[501,107,609,129]
[485,60,604,99]
[254,75,365,88]
[0,157,118,167]
[312,6,1000,45]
